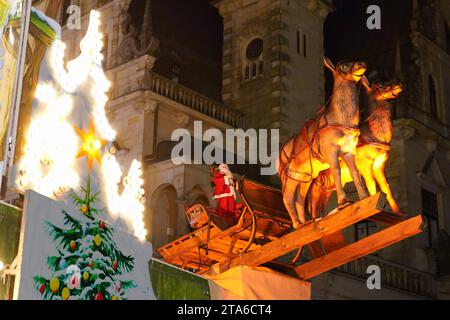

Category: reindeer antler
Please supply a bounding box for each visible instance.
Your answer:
[324,57,336,72]
[361,76,371,92]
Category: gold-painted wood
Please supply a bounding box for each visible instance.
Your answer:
[294,215,424,280]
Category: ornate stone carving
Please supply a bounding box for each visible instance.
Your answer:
[395,124,417,141]
[118,1,160,64]
[175,113,191,128]
[133,92,158,114]
[304,0,332,19]
[145,99,158,114]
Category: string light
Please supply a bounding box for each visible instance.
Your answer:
[16,11,146,240]
[8,26,14,45]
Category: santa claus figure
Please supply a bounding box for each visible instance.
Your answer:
[66,265,81,290]
[213,164,237,219]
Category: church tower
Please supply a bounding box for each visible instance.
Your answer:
[213,0,332,143]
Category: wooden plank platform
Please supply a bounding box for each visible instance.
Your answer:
[294,215,423,279]
[158,219,261,270]
[369,211,408,226]
[158,191,423,281]
[220,193,385,271]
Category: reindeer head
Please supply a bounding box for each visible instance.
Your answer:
[324,58,367,83]
[362,77,404,101]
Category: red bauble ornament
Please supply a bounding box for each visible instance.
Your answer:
[94,292,104,300]
[39,284,46,294]
[89,261,94,268]
[113,260,118,270]
[70,240,76,251]
[100,221,105,230]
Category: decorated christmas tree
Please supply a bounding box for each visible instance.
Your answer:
[33,122,137,300]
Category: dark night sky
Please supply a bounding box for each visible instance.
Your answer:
[323,0,413,98]
[325,0,412,70]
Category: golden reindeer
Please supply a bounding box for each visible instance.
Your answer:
[308,79,405,220]
[278,58,369,229]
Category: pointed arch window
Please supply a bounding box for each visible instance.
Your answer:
[429,76,438,118]
[445,22,450,55]
[421,188,439,248]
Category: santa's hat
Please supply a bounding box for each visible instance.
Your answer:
[218,164,233,177]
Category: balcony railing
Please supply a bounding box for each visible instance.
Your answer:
[147,72,243,128]
[336,255,435,298]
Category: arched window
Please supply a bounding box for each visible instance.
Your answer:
[421,188,439,248]
[429,76,438,118]
[243,38,264,81]
[151,185,179,248]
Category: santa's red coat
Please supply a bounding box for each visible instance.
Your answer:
[213,172,235,219]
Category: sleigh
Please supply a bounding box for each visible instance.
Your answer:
[157,178,423,279]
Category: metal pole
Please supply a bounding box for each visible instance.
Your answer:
[1,0,32,194]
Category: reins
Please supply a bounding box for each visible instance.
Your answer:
[279,71,364,189]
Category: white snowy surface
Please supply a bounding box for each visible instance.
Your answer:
[31,7,61,38]
[15,190,156,300]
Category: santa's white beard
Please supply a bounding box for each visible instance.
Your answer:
[220,167,233,179]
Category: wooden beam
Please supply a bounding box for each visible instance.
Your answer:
[223,193,386,270]
[369,211,408,226]
[159,222,259,263]
[294,215,424,280]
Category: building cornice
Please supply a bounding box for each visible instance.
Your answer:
[394,118,450,150]
[411,31,450,67]
[213,0,333,19]
[300,0,334,19]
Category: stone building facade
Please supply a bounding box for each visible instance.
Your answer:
[213,0,330,142]
[52,0,449,299]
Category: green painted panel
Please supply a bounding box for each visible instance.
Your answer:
[0,202,21,300]
[149,259,210,300]
[9,9,58,41]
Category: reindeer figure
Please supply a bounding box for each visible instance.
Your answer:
[278,58,369,229]
[309,79,405,220]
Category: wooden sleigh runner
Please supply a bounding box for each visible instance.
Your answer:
[157,179,424,280]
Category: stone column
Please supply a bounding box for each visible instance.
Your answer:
[142,96,158,159]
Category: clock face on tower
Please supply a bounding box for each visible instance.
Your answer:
[246,38,263,60]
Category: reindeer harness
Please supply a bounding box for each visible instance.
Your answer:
[279,113,360,184]
[279,66,364,185]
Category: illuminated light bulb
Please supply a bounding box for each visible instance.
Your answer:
[93,139,102,150]
[8,27,13,45]
[0,261,4,272]
[35,83,57,103]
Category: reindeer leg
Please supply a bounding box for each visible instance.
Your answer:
[373,160,405,216]
[309,177,333,220]
[361,166,377,196]
[283,179,302,229]
[342,152,369,200]
[309,181,321,220]
[296,181,311,224]
[327,153,349,208]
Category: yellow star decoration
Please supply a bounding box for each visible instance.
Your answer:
[74,121,108,172]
